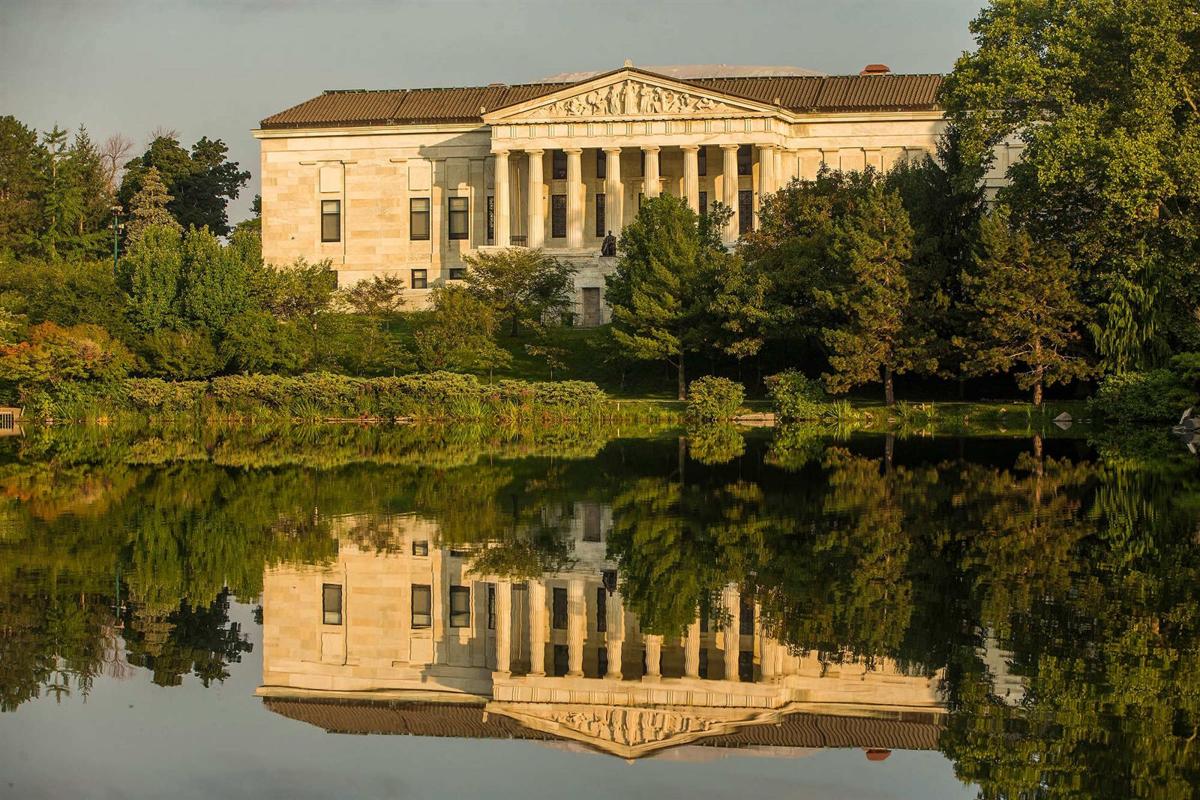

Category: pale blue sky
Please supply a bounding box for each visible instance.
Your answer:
[0,0,980,223]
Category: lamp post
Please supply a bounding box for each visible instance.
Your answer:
[110,204,123,275]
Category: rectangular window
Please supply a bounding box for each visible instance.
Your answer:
[551,194,567,238]
[639,150,646,177]
[595,193,606,237]
[699,647,709,679]
[553,644,569,677]
[738,650,754,682]
[700,597,710,633]
[410,197,430,240]
[411,269,428,290]
[412,540,429,556]
[487,584,496,630]
[486,195,494,242]
[411,585,432,628]
[740,596,755,634]
[322,583,342,625]
[738,190,753,234]
[449,586,470,628]
[596,587,607,632]
[448,267,466,280]
[582,503,602,542]
[737,144,752,176]
[699,191,708,218]
[552,587,568,630]
[552,149,567,180]
[321,200,341,243]
[598,646,609,677]
[697,146,707,177]
[448,197,469,240]
[596,149,606,180]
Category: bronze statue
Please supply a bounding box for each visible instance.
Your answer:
[601,231,617,257]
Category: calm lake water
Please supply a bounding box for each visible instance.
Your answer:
[1,424,1197,799]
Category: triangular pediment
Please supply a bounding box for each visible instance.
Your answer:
[483,68,787,123]
[485,701,778,758]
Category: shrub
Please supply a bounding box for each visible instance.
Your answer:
[142,328,223,379]
[685,376,744,422]
[1088,369,1197,423]
[687,422,745,464]
[765,370,829,421]
[126,378,207,414]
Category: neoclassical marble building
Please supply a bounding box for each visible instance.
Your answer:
[256,63,1022,322]
[256,511,947,759]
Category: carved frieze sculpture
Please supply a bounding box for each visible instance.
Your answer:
[545,80,727,118]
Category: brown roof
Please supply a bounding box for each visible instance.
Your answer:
[259,72,942,129]
[261,697,943,754]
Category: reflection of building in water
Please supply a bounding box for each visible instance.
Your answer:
[258,510,946,759]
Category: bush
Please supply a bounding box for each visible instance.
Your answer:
[685,376,744,422]
[126,378,207,414]
[142,328,223,379]
[1088,369,1197,423]
[765,370,829,421]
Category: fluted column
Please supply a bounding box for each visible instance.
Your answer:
[605,585,624,680]
[603,147,622,236]
[528,579,546,676]
[642,146,660,199]
[758,144,775,197]
[495,580,512,675]
[721,144,739,245]
[567,578,585,677]
[643,634,662,680]
[774,148,784,190]
[564,148,584,249]
[761,633,779,682]
[526,149,544,249]
[494,150,510,247]
[723,584,741,681]
[681,145,700,212]
[684,615,701,679]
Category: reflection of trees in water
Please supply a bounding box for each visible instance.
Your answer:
[2,426,1200,793]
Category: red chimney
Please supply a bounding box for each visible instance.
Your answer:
[860,64,892,75]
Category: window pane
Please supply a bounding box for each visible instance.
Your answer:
[322,583,342,625]
[486,195,494,241]
[552,587,567,629]
[737,144,752,175]
[596,150,606,180]
[448,267,466,280]
[699,647,709,679]
[551,194,567,238]
[411,269,427,289]
[553,644,569,677]
[598,646,609,677]
[412,585,432,628]
[594,193,606,237]
[738,190,753,234]
[410,197,430,240]
[487,585,496,630]
[412,540,428,556]
[321,200,340,243]
[697,146,707,176]
[450,586,470,628]
[699,191,708,218]
[552,150,567,180]
[448,197,468,240]
[596,586,607,632]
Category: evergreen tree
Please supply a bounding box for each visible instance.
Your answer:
[959,211,1091,404]
[118,135,249,236]
[0,115,40,255]
[818,176,931,405]
[124,167,180,244]
[29,126,82,261]
[119,224,184,333]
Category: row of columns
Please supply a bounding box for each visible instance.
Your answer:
[493,580,765,681]
[492,144,786,248]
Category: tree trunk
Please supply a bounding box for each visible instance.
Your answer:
[883,365,895,407]
[1032,379,1043,406]
[677,353,687,401]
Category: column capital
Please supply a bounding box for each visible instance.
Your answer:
[679,144,700,152]
[492,148,510,157]
[602,146,622,154]
[720,143,741,151]
[525,148,545,156]
[562,147,583,155]
[640,144,661,153]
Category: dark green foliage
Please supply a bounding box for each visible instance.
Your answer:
[685,376,744,422]
[1087,370,1197,423]
[765,369,830,421]
[461,247,576,336]
[118,135,250,237]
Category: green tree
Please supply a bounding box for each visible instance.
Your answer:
[959,211,1091,404]
[119,224,183,332]
[124,166,180,244]
[605,195,730,399]
[462,247,576,336]
[940,0,1200,372]
[28,126,82,261]
[0,115,41,255]
[414,284,511,373]
[178,226,250,334]
[119,135,250,236]
[818,175,930,405]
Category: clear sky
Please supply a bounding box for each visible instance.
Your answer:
[0,0,980,224]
